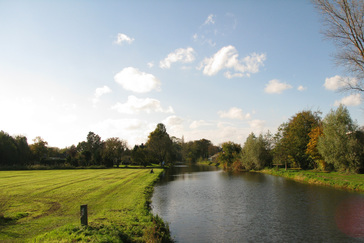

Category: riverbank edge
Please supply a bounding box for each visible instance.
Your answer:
[197,161,364,193]
[29,168,174,242]
[258,169,364,193]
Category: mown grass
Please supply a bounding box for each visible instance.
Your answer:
[260,168,364,192]
[0,168,172,242]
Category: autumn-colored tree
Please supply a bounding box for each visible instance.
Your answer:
[274,110,321,169]
[217,141,241,170]
[306,125,326,170]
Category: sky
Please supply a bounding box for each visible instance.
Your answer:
[0,0,363,148]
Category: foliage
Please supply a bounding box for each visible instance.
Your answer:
[0,132,31,167]
[30,136,48,163]
[145,123,173,164]
[318,105,364,172]
[102,137,127,167]
[306,125,326,170]
[261,168,364,192]
[273,110,321,169]
[217,141,242,170]
[313,0,364,93]
[240,133,272,170]
[182,139,219,163]
[131,144,150,167]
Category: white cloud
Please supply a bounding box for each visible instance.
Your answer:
[160,47,196,69]
[297,85,306,91]
[264,79,292,94]
[147,62,154,68]
[90,118,151,147]
[93,85,112,104]
[111,95,174,114]
[114,67,161,93]
[324,75,357,91]
[164,115,184,126]
[190,120,211,129]
[334,93,361,106]
[203,14,215,25]
[248,119,266,130]
[218,107,250,120]
[198,45,266,78]
[114,33,134,45]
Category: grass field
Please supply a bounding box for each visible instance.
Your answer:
[260,168,364,192]
[0,168,172,242]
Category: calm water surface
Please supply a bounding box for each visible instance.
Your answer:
[151,165,364,243]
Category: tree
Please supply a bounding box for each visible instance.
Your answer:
[275,111,320,169]
[86,132,103,165]
[146,123,173,164]
[306,125,326,170]
[0,131,18,166]
[131,144,150,167]
[102,137,127,167]
[313,0,364,92]
[217,141,242,170]
[30,136,48,163]
[318,105,363,172]
[241,133,272,170]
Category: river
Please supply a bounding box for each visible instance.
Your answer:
[151,164,364,243]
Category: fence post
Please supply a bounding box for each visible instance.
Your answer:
[80,204,88,226]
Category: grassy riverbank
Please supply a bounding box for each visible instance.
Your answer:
[260,168,364,193]
[0,168,172,242]
[198,161,364,193]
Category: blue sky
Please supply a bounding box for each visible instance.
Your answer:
[0,0,363,148]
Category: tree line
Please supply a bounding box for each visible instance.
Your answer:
[1,105,363,173]
[218,105,364,173]
[0,123,219,168]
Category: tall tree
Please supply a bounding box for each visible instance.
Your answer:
[86,132,103,165]
[313,0,364,92]
[275,110,321,169]
[30,136,48,163]
[306,125,326,170]
[318,105,363,172]
[217,141,242,170]
[241,133,272,170]
[102,137,127,167]
[146,123,173,163]
[0,131,18,166]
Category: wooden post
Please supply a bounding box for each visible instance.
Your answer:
[80,204,88,226]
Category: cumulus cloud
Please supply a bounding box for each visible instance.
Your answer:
[114,67,161,93]
[159,47,196,69]
[264,79,292,94]
[164,116,184,126]
[93,85,112,104]
[297,85,306,91]
[203,14,215,25]
[90,118,150,147]
[198,45,266,78]
[324,75,357,91]
[111,95,174,114]
[189,120,211,129]
[218,107,250,120]
[114,33,135,45]
[248,119,266,130]
[334,94,361,106]
[147,62,154,68]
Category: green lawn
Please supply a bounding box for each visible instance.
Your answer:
[0,168,171,242]
[260,168,364,192]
